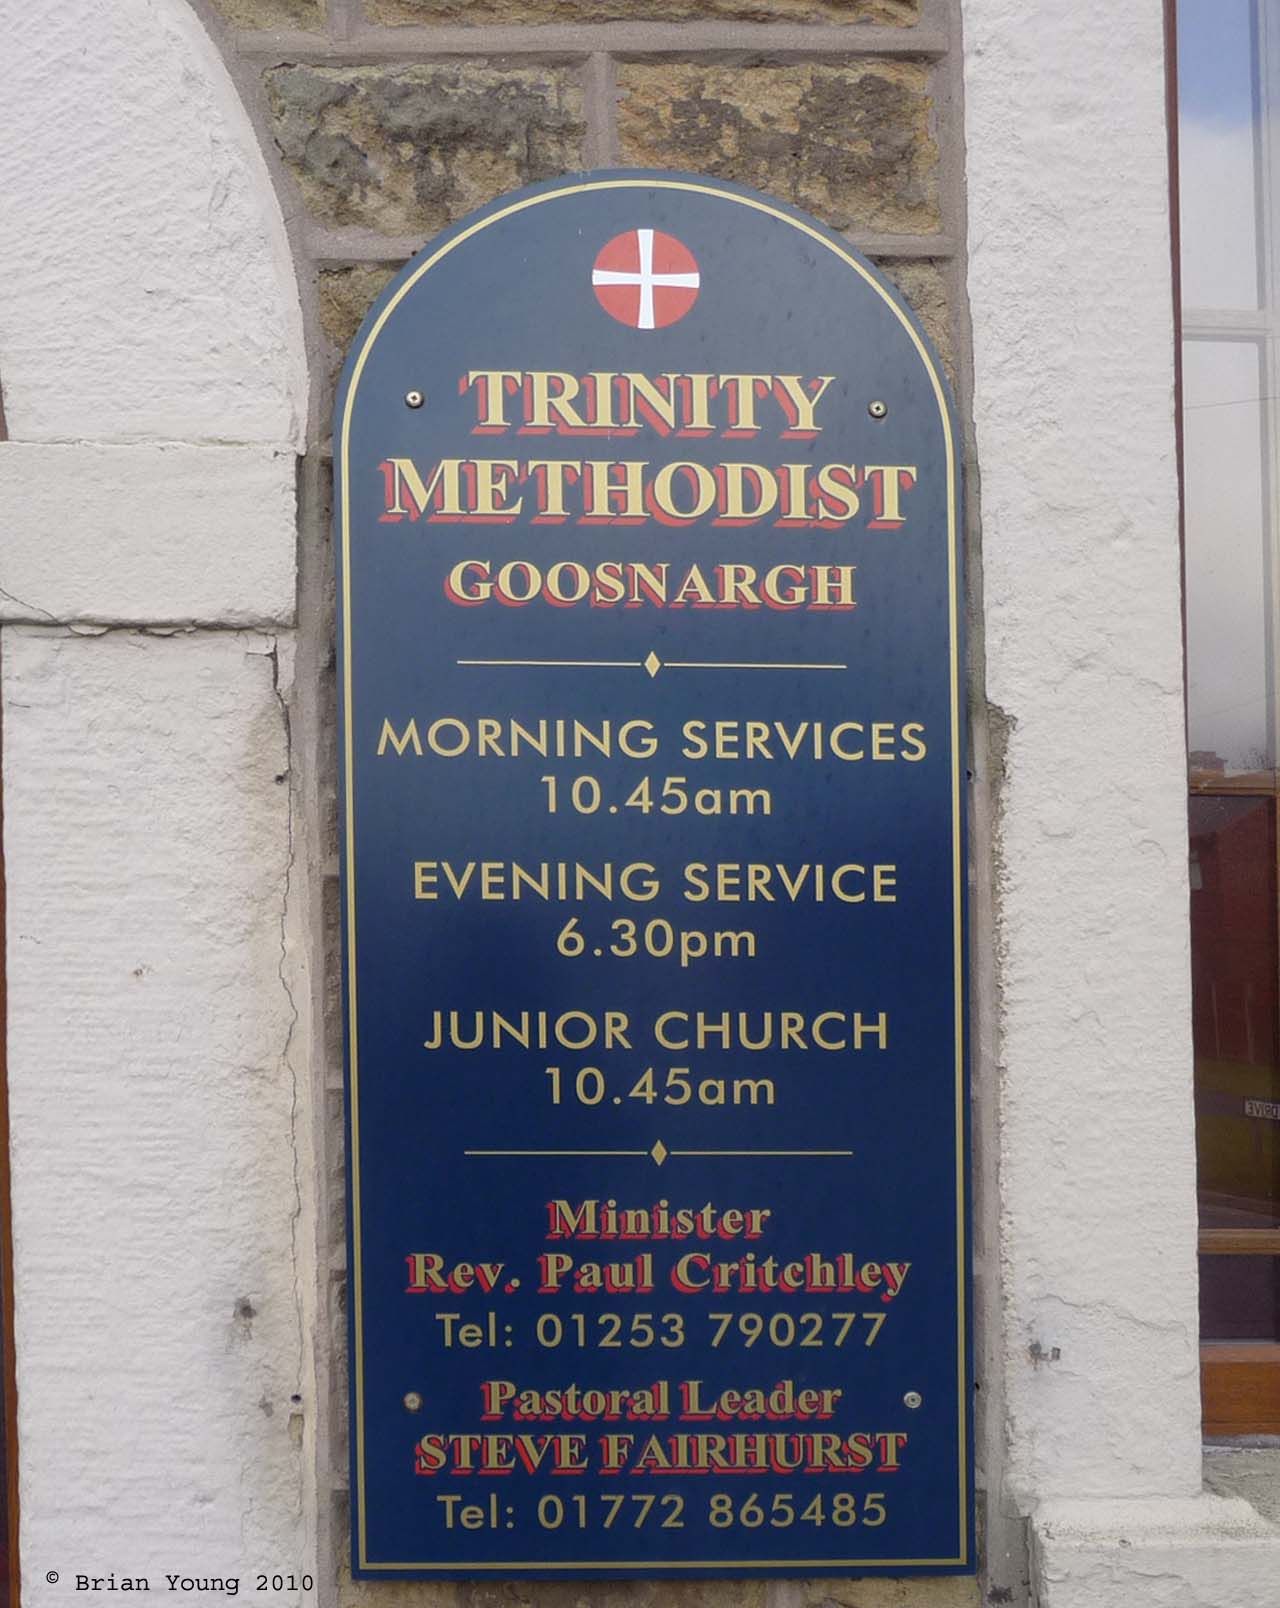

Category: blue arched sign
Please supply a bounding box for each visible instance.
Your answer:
[335,171,970,1578]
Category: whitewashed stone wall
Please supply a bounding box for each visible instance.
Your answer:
[0,1,312,1599]
[964,0,1280,1601]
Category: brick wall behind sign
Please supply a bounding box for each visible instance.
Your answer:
[211,0,964,416]
[202,2,972,1601]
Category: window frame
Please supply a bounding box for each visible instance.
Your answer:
[1171,0,1280,1437]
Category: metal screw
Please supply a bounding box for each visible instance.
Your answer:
[403,1391,423,1412]
[868,400,888,419]
[903,1391,922,1409]
[405,390,425,409]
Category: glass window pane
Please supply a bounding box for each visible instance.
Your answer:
[1178,0,1262,309]
[1200,1254,1280,1340]
[1191,794,1280,1230]
[1184,340,1273,781]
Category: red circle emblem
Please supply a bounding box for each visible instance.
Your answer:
[591,229,701,330]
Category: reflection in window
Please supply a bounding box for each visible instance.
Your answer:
[1178,0,1262,309]
[1200,1255,1280,1340]
[1183,340,1271,780]
[1190,795,1280,1239]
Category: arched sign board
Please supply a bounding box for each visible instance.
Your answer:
[335,171,970,1578]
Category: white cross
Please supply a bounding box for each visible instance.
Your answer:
[591,228,700,330]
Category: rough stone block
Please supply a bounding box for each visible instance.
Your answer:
[320,265,401,352]
[0,443,297,626]
[365,0,917,23]
[3,628,301,1574]
[265,63,585,235]
[616,61,939,236]
[1032,1497,1280,1608]
[877,257,954,382]
[1,3,305,445]
[209,0,325,26]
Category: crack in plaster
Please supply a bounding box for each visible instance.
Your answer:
[267,638,308,1421]
[1028,1292,1194,1347]
[0,582,58,622]
[5,619,294,641]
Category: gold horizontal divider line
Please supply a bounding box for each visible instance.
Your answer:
[456,658,846,670]
[465,1148,649,1157]
[457,658,643,668]
[464,1149,853,1158]
[665,661,847,671]
[671,1149,853,1157]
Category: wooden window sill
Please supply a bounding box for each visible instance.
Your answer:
[1202,1342,1280,1436]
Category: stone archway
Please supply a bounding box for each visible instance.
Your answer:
[0,2,314,1592]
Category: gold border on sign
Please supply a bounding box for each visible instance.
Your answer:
[338,177,967,1573]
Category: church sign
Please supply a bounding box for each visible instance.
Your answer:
[335,171,970,1577]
